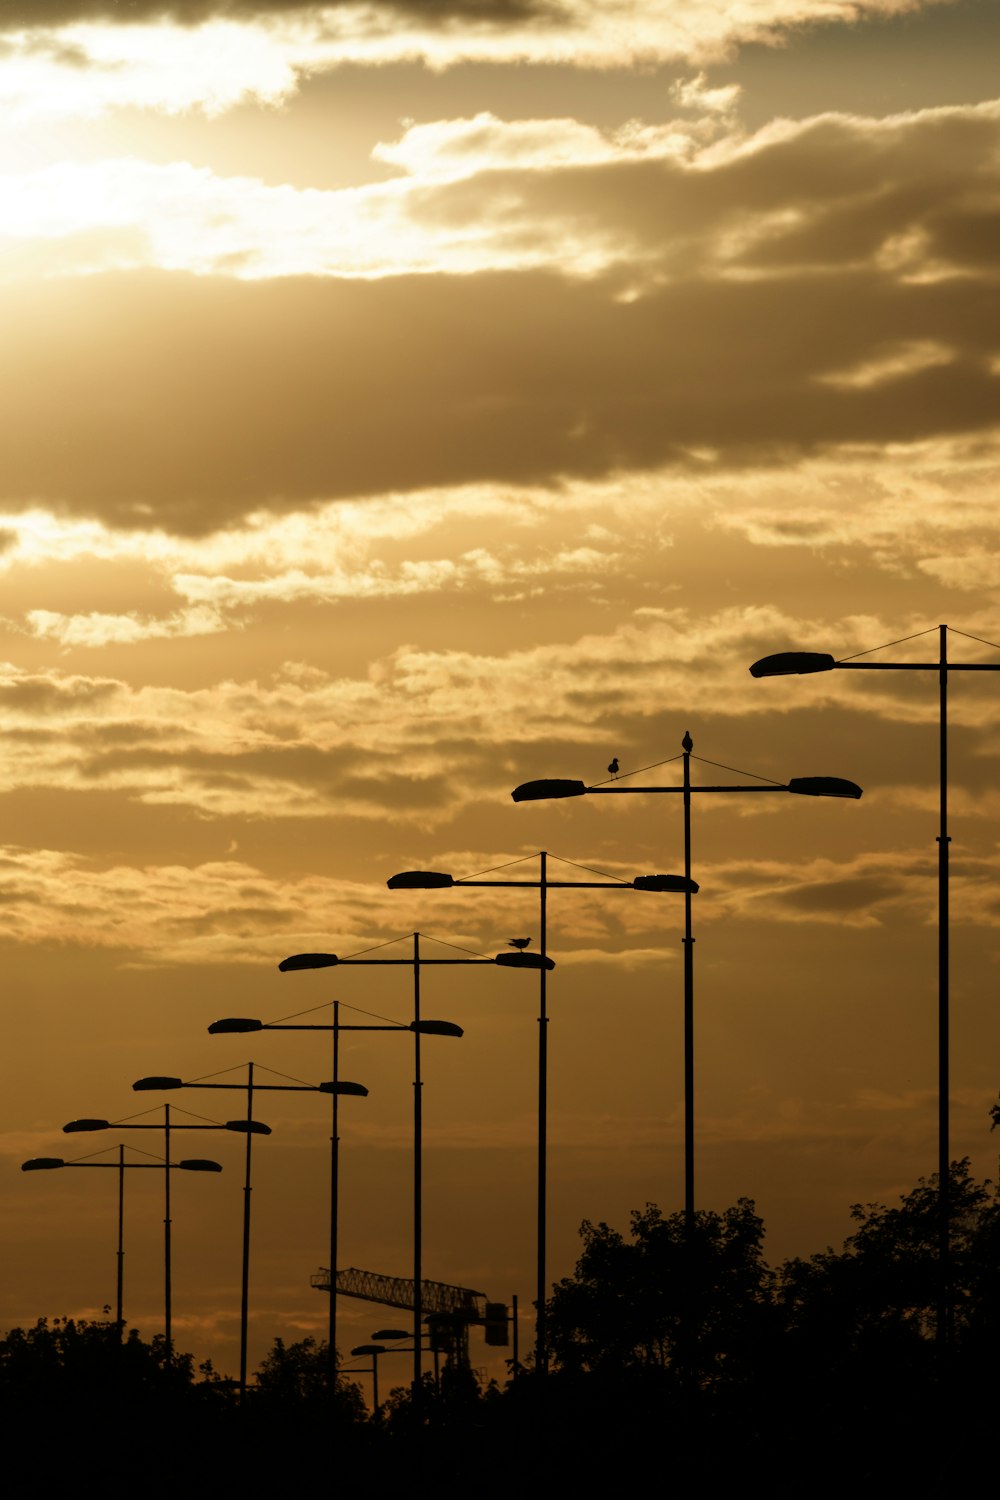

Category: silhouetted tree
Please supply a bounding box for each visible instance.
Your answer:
[779,1159,1000,1352]
[253,1334,366,1419]
[0,1316,204,1407]
[546,1198,775,1385]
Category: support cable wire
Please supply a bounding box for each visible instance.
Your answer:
[836,625,940,662]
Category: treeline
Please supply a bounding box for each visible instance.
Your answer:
[4,1158,997,1495]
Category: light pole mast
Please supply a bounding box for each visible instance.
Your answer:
[937,624,950,1332]
[681,732,695,1232]
[537,851,548,1373]
[412,932,423,1401]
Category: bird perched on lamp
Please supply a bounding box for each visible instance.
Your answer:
[508,938,531,951]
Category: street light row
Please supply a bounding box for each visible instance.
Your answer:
[28,794,854,1394]
[27,622,982,1384]
[492,619,995,1352]
[23,940,560,1404]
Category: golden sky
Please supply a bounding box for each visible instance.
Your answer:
[2,0,999,1385]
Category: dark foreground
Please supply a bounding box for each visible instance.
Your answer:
[5,1157,997,1495]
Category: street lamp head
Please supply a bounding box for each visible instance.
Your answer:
[631,874,700,894]
[786,776,863,800]
[318,1081,369,1096]
[225,1120,273,1135]
[279,953,339,971]
[179,1159,223,1172]
[208,1018,263,1034]
[494,951,556,971]
[511,779,587,802]
[749,651,836,677]
[22,1158,64,1170]
[410,1020,464,1038]
[372,1328,409,1340]
[133,1077,183,1092]
[63,1119,110,1133]
[386,871,455,889]
[351,1344,385,1357]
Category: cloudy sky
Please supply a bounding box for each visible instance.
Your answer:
[2,0,999,1385]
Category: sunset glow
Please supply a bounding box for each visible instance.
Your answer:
[0,0,998,1395]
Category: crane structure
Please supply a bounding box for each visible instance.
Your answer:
[311,1265,508,1370]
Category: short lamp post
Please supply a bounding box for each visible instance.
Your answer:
[350,1344,388,1417]
[22,1147,221,1335]
[132,1064,336,1399]
[62,1105,268,1354]
[349,1330,419,1417]
[512,733,861,1229]
[386,854,694,1374]
[750,621,1000,1339]
[278,933,550,1401]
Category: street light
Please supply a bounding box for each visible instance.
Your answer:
[749,621,1000,1337]
[511,735,861,1230]
[131,1064,336,1399]
[207,1010,370,1389]
[62,1105,269,1354]
[278,932,548,1401]
[349,1344,388,1416]
[349,1327,436,1416]
[386,852,695,1375]
[22,1146,221,1334]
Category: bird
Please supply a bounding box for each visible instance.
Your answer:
[682,731,693,753]
[508,937,532,950]
[608,756,620,777]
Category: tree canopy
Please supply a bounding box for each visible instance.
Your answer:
[546,1198,775,1384]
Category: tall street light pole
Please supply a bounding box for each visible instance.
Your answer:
[750,621,1000,1339]
[22,1147,221,1335]
[278,933,551,1403]
[207,1008,376,1389]
[512,735,861,1231]
[131,1064,336,1399]
[385,853,694,1375]
[62,1106,269,1355]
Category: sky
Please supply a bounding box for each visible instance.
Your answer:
[1,0,999,1390]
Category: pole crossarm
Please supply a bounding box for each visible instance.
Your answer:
[64,1117,272,1134]
[133,1076,334,1093]
[512,778,861,801]
[22,1157,220,1170]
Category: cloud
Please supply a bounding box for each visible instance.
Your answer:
[1,598,999,837]
[816,340,955,391]
[0,1,557,22]
[0,7,961,126]
[0,264,996,536]
[0,4,954,63]
[709,434,1000,574]
[6,100,1000,285]
[0,842,682,963]
[2,440,999,638]
[371,110,701,179]
[708,844,1000,929]
[671,71,741,116]
[0,98,996,533]
[24,605,227,647]
[2,835,997,967]
[0,19,307,121]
